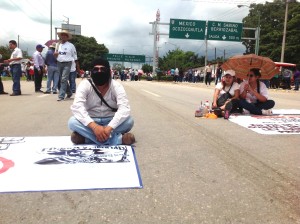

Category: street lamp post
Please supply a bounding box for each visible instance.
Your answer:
[238,5,260,55]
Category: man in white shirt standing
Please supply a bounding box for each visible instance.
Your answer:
[32,44,45,93]
[54,30,79,101]
[4,40,23,96]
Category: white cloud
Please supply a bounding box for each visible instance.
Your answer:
[0,0,272,61]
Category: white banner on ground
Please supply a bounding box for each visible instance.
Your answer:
[229,114,300,135]
[0,136,143,193]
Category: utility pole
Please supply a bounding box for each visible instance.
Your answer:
[204,21,208,67]
[50,0,52,40]
[149,9,169,75]
[281,0,289,62]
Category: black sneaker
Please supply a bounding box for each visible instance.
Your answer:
[213,108,222,117]
[224,102,232,120]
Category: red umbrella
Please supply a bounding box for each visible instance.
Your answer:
[44,40,57,47]
[222,54,280,80]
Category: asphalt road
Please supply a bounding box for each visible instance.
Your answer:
[0,79,299,224]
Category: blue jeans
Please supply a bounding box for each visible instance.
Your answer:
[10,64,22,93]
[215,75,221,85]
[68,116,134,145]
[239,99,275,115]
[69,71,77,93]
[57,61,72,99]
[46,65,59,93]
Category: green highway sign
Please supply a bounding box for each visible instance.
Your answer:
[207,21,243,42]
[169,18,206,40]
[104,54,145,63]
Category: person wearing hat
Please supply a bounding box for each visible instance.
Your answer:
[68,57,135,146]
[212,69,241,119]
[32,44,45,93]
[44,42,59,94]
[4,40,23,96]
[239,68,275,115]
[54,29,79,101]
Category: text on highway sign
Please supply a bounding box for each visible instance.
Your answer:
[169,19,206,40]
[207,21,243,42]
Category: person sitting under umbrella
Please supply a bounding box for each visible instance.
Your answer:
[239,68,275,115]
[212,70,241,119]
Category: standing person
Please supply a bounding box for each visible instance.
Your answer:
[54,30,79,101]
[32,44,45,93]
[0,61,8,94]
[69,60,77,93]
[44,42,59,94]
[282,68,292,89]
[174,68,179,82]
[215,62,223,85]
[239,68,275,115]
[293,66,300,91]
[4,40,23,96]
[270,73,280,89]
[205,63,212,86]
[25,61,32,81]
[68,57,135,145]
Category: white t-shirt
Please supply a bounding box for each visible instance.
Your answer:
[239,81,268,103]
[215,82,240,97]
[56,41,78,62]
[10,47,23,65]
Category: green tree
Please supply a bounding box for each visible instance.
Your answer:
[242,0,300,65]
[112,63,123,72]
[142,64,152,73]
[158,49,205,72]
[71,35,109,70]
[0,46,11,62]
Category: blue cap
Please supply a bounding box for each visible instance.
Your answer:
[36,44,45,49]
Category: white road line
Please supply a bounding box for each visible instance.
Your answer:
[142,89,161,97]
[37,94,49,98]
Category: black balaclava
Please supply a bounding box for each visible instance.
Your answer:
[91,58,111,86]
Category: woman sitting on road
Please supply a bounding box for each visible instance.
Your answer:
[239,68,275,115]
[212,70,240,119]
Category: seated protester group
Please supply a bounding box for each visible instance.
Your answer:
[212,70,240,119]
[68,57,135,145]
[239,68,275,115]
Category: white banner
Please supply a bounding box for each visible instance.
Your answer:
[0,137,143,193]
[229,114,300,135]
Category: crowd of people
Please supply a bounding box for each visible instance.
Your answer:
[1,33,299,145]
[0,31,136,146]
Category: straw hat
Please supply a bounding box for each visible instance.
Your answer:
[49,42,57,48]
[57,30,72,40]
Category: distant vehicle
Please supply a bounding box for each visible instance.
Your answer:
[274,62,296,70]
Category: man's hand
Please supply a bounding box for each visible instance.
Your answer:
[90,123,113,143]
[94,125,108,142]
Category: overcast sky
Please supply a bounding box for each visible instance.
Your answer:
[0,0,273,64]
